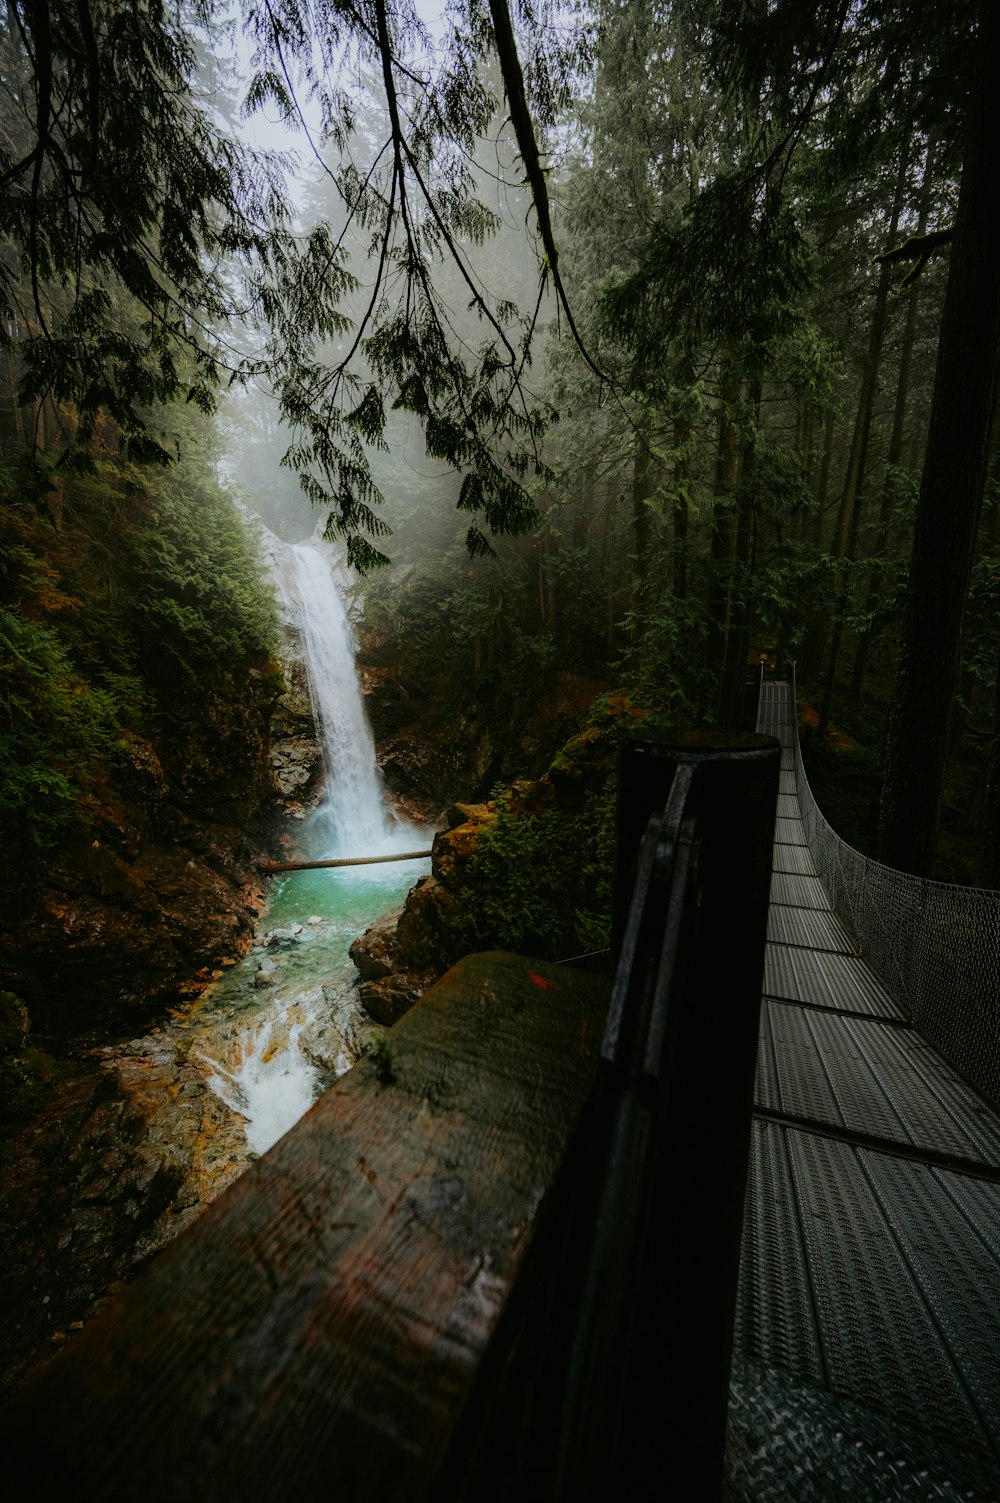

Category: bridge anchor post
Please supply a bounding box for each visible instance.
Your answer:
[556,731,780,1500]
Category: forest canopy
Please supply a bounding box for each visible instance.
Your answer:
[1,0,998,879]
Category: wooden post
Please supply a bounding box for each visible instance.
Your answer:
[569,731,779,1500]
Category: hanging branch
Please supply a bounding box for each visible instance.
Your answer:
[486,0,607,388]
[875,227,954,287]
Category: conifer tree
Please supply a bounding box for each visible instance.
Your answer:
[0,0,582,562]
[876,2,1000,874]
[600,0,991,863]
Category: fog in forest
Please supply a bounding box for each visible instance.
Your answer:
[3,6,1000,1489]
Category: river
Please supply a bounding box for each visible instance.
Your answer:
[188,537,431,1155]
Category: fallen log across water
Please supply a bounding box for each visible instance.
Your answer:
[261,849,432,872]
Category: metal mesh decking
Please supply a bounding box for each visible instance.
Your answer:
[730,679,1000,1499]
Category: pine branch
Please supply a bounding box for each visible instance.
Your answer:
[486,0,606,387]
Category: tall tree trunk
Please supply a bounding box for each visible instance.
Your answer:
[603,479,617,650]
[721,379,761,726]
[792,406,814,545]
[630,425,654,643]
[850,134,935,709]
[815,401,872,736]
[1,340,24,442]
[818,138,909,736]
[672,408,691,601]
[776,406,813,665]
[799,409,837,680]
[706,367,740,716]
[811,411,836,550]
[877,6,1000,874]
[544,536,558,632]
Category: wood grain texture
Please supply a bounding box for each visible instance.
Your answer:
[0,952,609,1501]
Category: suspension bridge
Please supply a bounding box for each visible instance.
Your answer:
[1,677,998,1499]
[733,678,1000,1498]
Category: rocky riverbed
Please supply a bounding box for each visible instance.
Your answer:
[0,893,415,1396]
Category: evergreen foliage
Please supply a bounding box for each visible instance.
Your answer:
[441,694,644,962]
[0,432,279,867]
[0,0,585,561]
[1,0,998,884]
[0,1,290,467]
[0,602,116,849]
[453,779,616,960]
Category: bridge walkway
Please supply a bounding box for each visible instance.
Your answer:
[728,680,1000,1494]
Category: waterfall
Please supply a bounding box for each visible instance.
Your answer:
[282,540,389,855]
[194,533,430,1157]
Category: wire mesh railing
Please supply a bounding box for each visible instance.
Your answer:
[787,667,1000,1110]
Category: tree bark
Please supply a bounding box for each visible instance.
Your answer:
[720,379,761,726]
[630,426,655,635]
[602,478,617,649]
[849,134,935,709]
[817,140,909,736]
[706,367,740,715]
[811,411,836,550]
[798,409,837,680]
[672,409,691,601]
[877,5,1000,874]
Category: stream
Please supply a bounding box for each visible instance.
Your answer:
[188,536,432,1155]
[188,845,428,1156]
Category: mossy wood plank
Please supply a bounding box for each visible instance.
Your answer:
[0,951,608,1502]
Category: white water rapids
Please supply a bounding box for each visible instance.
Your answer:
[195,536,430,1155]
[199,1004,319,1157]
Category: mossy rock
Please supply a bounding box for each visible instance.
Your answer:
[504,779,553,818]
[587,691,648,731]
[547,693,647,795]
[0,990,30,1055]
[0,1045,56,1122]
[432,819,493,888]
[444,801,494,831]
[548,725,606,785]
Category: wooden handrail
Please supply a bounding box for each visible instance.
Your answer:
[0,952,609,1500]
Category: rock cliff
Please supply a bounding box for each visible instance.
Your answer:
[350,696,645,1019]
[1,684,280,1029]
[358,626,606,806]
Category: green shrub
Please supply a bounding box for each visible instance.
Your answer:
[0,436,279,871]
[0,605,118,850]
[448,777,616,963]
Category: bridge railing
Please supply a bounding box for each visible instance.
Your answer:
[790,666,1000,1108]
[557,731,779,1499]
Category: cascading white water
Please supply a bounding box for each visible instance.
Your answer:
[283,541,388,855]
[197,1001,320,1157]
[197,534,430,1156]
